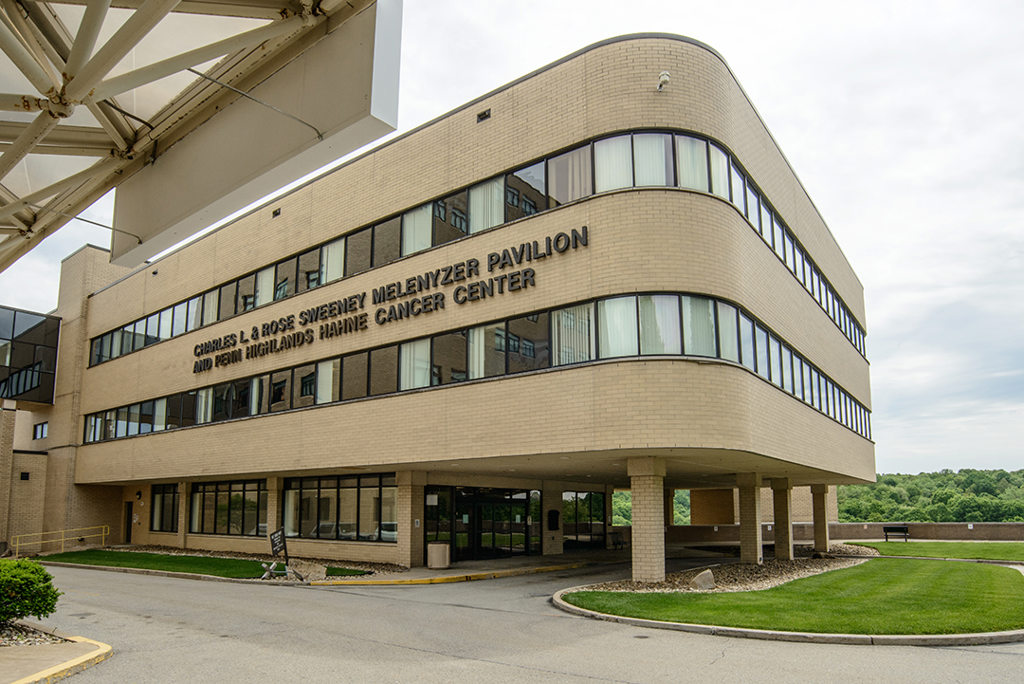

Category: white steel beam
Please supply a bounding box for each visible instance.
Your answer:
[0,111,60,182]
[91,13,306,101]
[64,0,112,80]
[0,17,59,96]
[65,0,182,102]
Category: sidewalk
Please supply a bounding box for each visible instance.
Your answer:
[2,624,111,684]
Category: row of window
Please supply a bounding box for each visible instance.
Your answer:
[151,480,270,536]
[1,306,60,403]
[88,129,865,367]
[282,475,397,542]
[84,292,871,446]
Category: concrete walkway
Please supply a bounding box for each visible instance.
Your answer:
[2,628,111,684]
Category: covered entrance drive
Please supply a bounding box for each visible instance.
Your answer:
[424,486,541,561]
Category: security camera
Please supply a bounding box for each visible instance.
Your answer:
[657,71,670,91]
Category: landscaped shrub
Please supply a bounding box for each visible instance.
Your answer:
[0,559,62,623]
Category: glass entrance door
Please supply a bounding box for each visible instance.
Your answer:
[427,486,538,561]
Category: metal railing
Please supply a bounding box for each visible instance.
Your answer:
[11,525,109,558]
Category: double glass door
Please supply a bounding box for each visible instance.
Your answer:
[426,486,540,561]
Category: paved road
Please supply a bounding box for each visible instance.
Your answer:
[42,564,1024,683]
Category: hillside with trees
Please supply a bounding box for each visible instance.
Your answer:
[837,469,1024,523]
[610,470,1024,526]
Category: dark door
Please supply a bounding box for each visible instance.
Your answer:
[124,501,133,544]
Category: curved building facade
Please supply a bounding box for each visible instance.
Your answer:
[4,35,873,580]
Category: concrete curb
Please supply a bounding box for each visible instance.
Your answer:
[9,636,113,684]
[38,561,286,584]
[551,585,1024,647]
[311,562,589,585]
[39,559,590,587]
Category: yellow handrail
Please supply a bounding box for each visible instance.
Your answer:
[11,525,110,558]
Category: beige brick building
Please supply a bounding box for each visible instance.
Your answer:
[1,35,873,581]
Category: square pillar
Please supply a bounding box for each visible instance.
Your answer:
[541,483,563,555]
[0,401,16,543]
[396,471,426,568]
[176,480,188,549]
[771,478,794,561]
[737,473,763,565]
[811,484,831,552]
[628,457,666,582]
[604,484,615,550]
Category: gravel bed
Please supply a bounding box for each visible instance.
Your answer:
[0,623,68,647]
[585,544,879,594]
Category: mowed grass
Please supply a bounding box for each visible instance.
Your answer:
[41,550,265,578]
[853,541,1024,561]
[325,566,369,577]
[564,559,1024,634]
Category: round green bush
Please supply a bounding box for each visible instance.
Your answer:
[0,559,62,623]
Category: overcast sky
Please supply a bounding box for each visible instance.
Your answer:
[1,0,1021,475]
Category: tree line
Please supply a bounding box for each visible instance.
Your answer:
[838,469,1024,523]
[609,470,1024,526]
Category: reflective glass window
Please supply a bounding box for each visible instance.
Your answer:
[754,325,769,379]
[321,238,345,284]
[505,161,545,222]
[432,190,468,246]
[468,323,505,379]
[236,275,255,312]
[716,301,739,362]
[297,248,321,293]
[293,363,316,408]
[219,282,236,320]
[598,296,638,358]
[469,177,504,234]
[682,295,716,357]
[316,358,341,404]
[275,257,297,300]
[547,145,592,207]
[508,313,550,373]
[730,165,746,213]
[171,302,187,337]
[341,352,368,400]
[373,217,401,267]
[399,338,431,390]
[675,135,708,191]
[157,310,172,341]
[254,266,275,307]
[369,345,398,396]
[269,370,291,412]
[402,204,432,256]
[594,135,633,192]
[432,331,467,384]
[202,290,219,326]
[709,143,729,199]
[552,303,594,366]
[633,133,673,186]
[345,228,372,276]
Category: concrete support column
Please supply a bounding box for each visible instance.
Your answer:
[664,487,675,528]
[396,471,426,568]
[604,484,615,550]
[628,457,666,582]
[541,483,563,555]
[771,478,794,561]
[176,480,188,549]
[811,484,831,552]
[265,476,281,547]
[737,473,763,565]
[0,400,16,543]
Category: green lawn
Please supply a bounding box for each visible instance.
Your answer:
[564,559,1024,634]
[325,566,369,577]
[853,541,1024,561]
[41,550,266,578]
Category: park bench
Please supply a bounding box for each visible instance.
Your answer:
[883,525,910,542]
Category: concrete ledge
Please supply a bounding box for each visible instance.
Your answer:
[551,585,1024,647]
[9,636,113,684]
